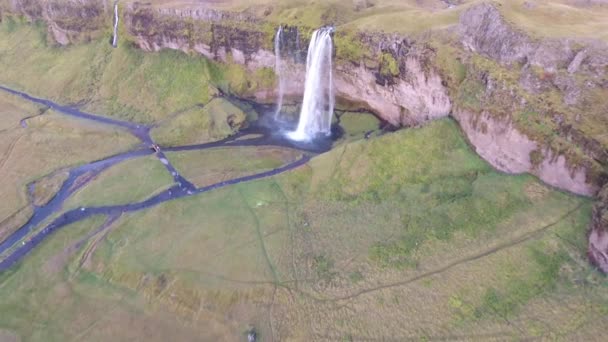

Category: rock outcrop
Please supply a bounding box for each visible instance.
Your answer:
[460,2,608,76]
[453,108,598,195]
[454,3,607,196]
[589,185,608,273]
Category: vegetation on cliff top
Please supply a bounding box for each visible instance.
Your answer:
[133,0,608,40]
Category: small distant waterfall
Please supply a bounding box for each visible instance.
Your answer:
[274,26,285,119]
[288,27,335,141]
[112,1,119,48]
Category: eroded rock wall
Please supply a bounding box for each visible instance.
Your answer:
[453,3,608,196]
[2,0,109,45]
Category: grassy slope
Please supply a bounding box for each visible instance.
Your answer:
[1,119,604,340]
[0,17,275,126]
[0,19,217,124]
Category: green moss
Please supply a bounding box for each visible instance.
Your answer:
[254,67,277,89]
[166,146,301,188]
[456,77,484,112]
[475,247,569,319]
[0,21,217,123]
[530,149,544,168]
[433,42,466,88]
[514,110,555,139]
[334,30,370,63]
[313,254,336,282]
[348,271,363,283]
[3,15,16,33]
[210,59,250,96]
[379,52,399,77]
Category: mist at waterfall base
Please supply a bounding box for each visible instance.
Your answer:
[272,26,336,142]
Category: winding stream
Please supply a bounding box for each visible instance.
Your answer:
[0,86,326,272]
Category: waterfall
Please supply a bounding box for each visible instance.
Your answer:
[274,26,285,119]
[287,27,335,141]
[112,2,119,48]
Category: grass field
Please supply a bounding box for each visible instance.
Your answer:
[0,119,604,341]
[166,146,303,188]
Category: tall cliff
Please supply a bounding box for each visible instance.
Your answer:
[123,2,451,127]
[451,3,608,196]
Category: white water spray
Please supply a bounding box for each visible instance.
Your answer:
[288,27,335,141]
[112,2,119,48]
[274,26,285,119]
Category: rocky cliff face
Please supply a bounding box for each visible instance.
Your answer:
[123,2,451,127]
[2,0,109,45]
[454,3,608,196]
